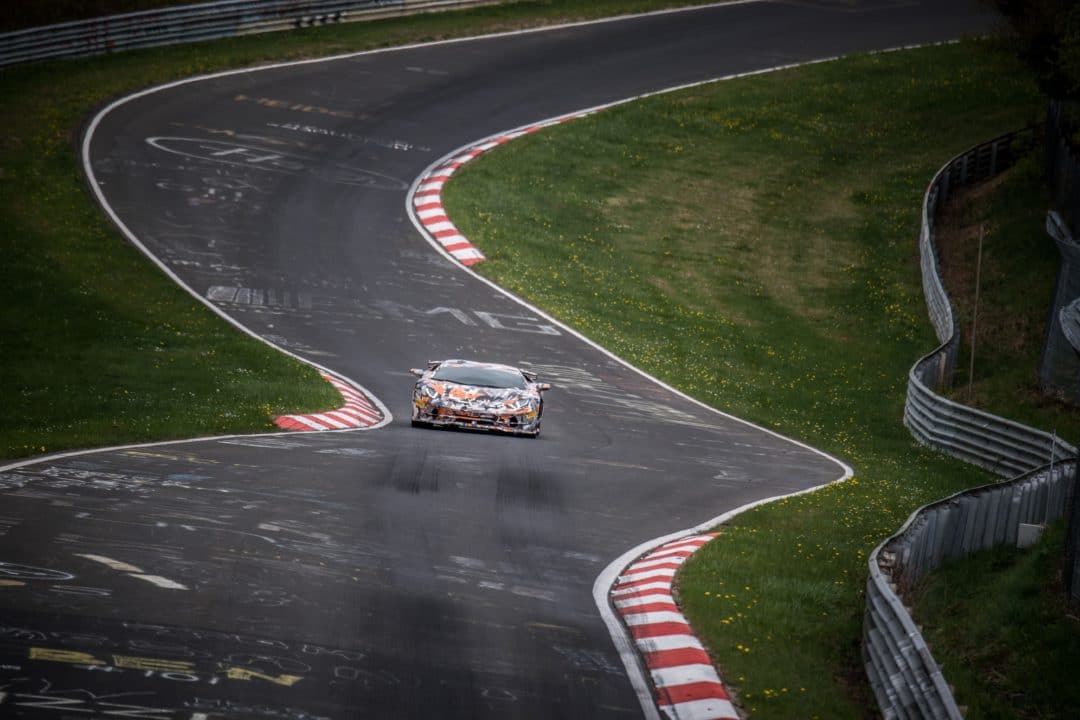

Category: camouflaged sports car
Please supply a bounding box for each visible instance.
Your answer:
[409,359,550,437]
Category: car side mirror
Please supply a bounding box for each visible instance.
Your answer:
[409,368,425,377]
[536,383,551,392]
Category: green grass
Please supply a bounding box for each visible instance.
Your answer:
[0,0,728,462]
[911,520,1080,720]
[442,41,1052,717]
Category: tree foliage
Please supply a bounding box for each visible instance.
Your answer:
[985,0,1080,99]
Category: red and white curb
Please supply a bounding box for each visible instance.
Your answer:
[274,372,384,431]
[411,111,597,267]
[612,533,739,720]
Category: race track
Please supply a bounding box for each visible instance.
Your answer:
[1,2,991,718]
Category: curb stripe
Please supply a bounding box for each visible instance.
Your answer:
[621,601,680,615]
[657,681,731,704]
[275,415,326,431]
[651,665,723,688]
[273,372,385,432]
[636,635,706,653]
[651,537,715,553]
[612,581,672,597]
[658,698,741,720]
[616,569,678,586]
[310,415,348,430]
[659,690,733,710]
[644,647,714,669]
[622,610,687,626]
[614,593,678,608]
[630,622,693,640]
[632,556,692,570]
[611,533,738,719]
[409,111,596,268]
[645,550,700,563]
[625,561,684,574]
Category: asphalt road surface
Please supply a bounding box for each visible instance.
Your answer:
[2,2,992,718]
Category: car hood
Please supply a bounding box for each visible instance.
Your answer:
[419,380,538,410]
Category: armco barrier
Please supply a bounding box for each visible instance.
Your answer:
[0,0,507,67]
[865,461,1076,720]
[865,131,1079,718]
[902,129,1075,475]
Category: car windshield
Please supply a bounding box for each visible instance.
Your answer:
[432,365,527,389]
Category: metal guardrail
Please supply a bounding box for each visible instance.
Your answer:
[906,371,1073,475]
[0,0,507,67]
[864,131,1080,719]
[902,130,1075,475]
[865,460,1076,720]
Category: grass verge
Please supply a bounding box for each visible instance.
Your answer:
[441,41,1061,717]
[0,0,726,461]
[911,520,1080,720]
